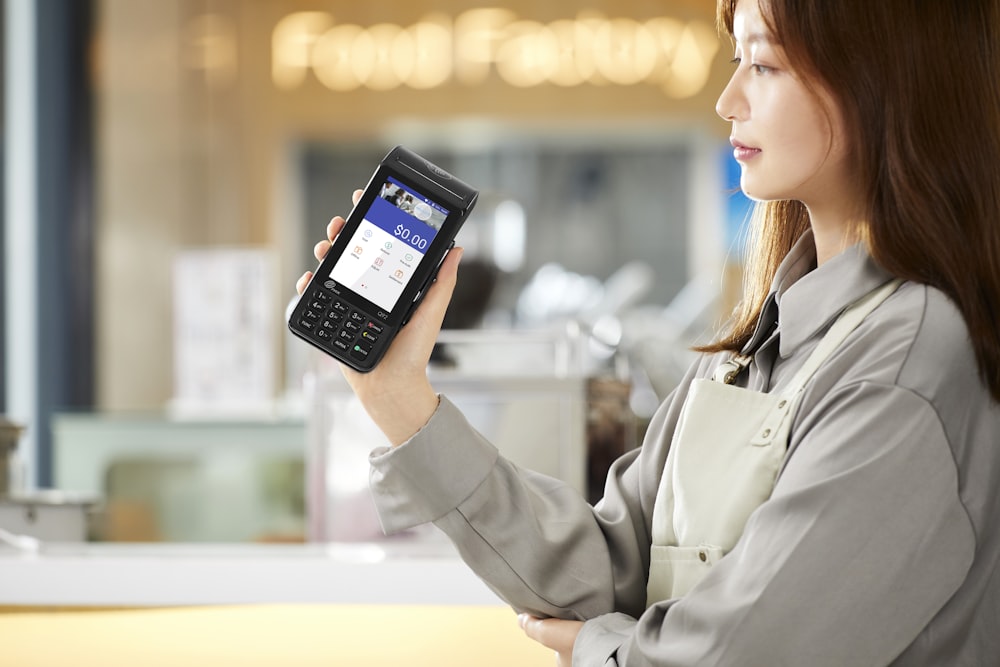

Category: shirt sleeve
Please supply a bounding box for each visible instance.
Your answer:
[588,381,975,666]
[368,385,688,621]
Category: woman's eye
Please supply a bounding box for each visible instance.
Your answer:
[729,57,773,75]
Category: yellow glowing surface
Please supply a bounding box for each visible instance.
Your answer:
[2,604,554,666]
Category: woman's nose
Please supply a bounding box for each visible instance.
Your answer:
[715,72,744,121]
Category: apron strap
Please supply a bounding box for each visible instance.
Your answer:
[712,354,753,384]
[749,278,902,446]
[782,278,902,396]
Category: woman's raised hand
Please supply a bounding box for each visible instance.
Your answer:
[295,189,461,446]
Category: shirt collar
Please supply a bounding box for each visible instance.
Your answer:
[771,229,893,358]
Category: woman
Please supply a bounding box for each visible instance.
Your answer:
[296,0,1000,664]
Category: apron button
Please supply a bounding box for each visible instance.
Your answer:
[698,551,708,562]
[778,400,787,409]
[761,428,771,438]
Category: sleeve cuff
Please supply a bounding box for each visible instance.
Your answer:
[575,613,636,666]
[368,394,499,534]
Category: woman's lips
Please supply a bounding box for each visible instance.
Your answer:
[731,138,761,161]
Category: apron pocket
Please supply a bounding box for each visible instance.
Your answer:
[646,543,725,605]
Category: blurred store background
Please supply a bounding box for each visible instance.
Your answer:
[2,0,754,546]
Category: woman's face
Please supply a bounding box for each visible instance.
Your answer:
[716,0,855,213]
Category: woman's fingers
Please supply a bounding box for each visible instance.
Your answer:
[313,240,331,262]
[304,214,348,293]
[326,215,347,244]
[517,614,582,664]
[297,200,360,305]
[295,271,312,296]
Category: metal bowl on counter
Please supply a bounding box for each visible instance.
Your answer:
[0,416,25,496]
[0,489,100,542]
[0,417,99,543]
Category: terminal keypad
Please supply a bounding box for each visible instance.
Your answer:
[297,284,385,363]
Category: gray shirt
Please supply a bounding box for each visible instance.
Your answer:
[369,232,1000,666]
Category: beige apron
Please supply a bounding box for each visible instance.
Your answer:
[646,279,901,605]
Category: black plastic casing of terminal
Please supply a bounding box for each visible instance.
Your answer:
[287,146,479,372]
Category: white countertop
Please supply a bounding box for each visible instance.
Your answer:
[0,539,503,607]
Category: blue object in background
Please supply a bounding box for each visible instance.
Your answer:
[721,144,755,260]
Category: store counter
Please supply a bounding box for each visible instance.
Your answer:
[0,541,553,666]
[0,541,500,607]
[2,605,552,666]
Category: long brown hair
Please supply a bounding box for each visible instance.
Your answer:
[706,0,1000,401]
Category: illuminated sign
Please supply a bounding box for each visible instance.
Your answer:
[272,9,720,98]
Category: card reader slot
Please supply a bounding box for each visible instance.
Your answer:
[395,160,469,203]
